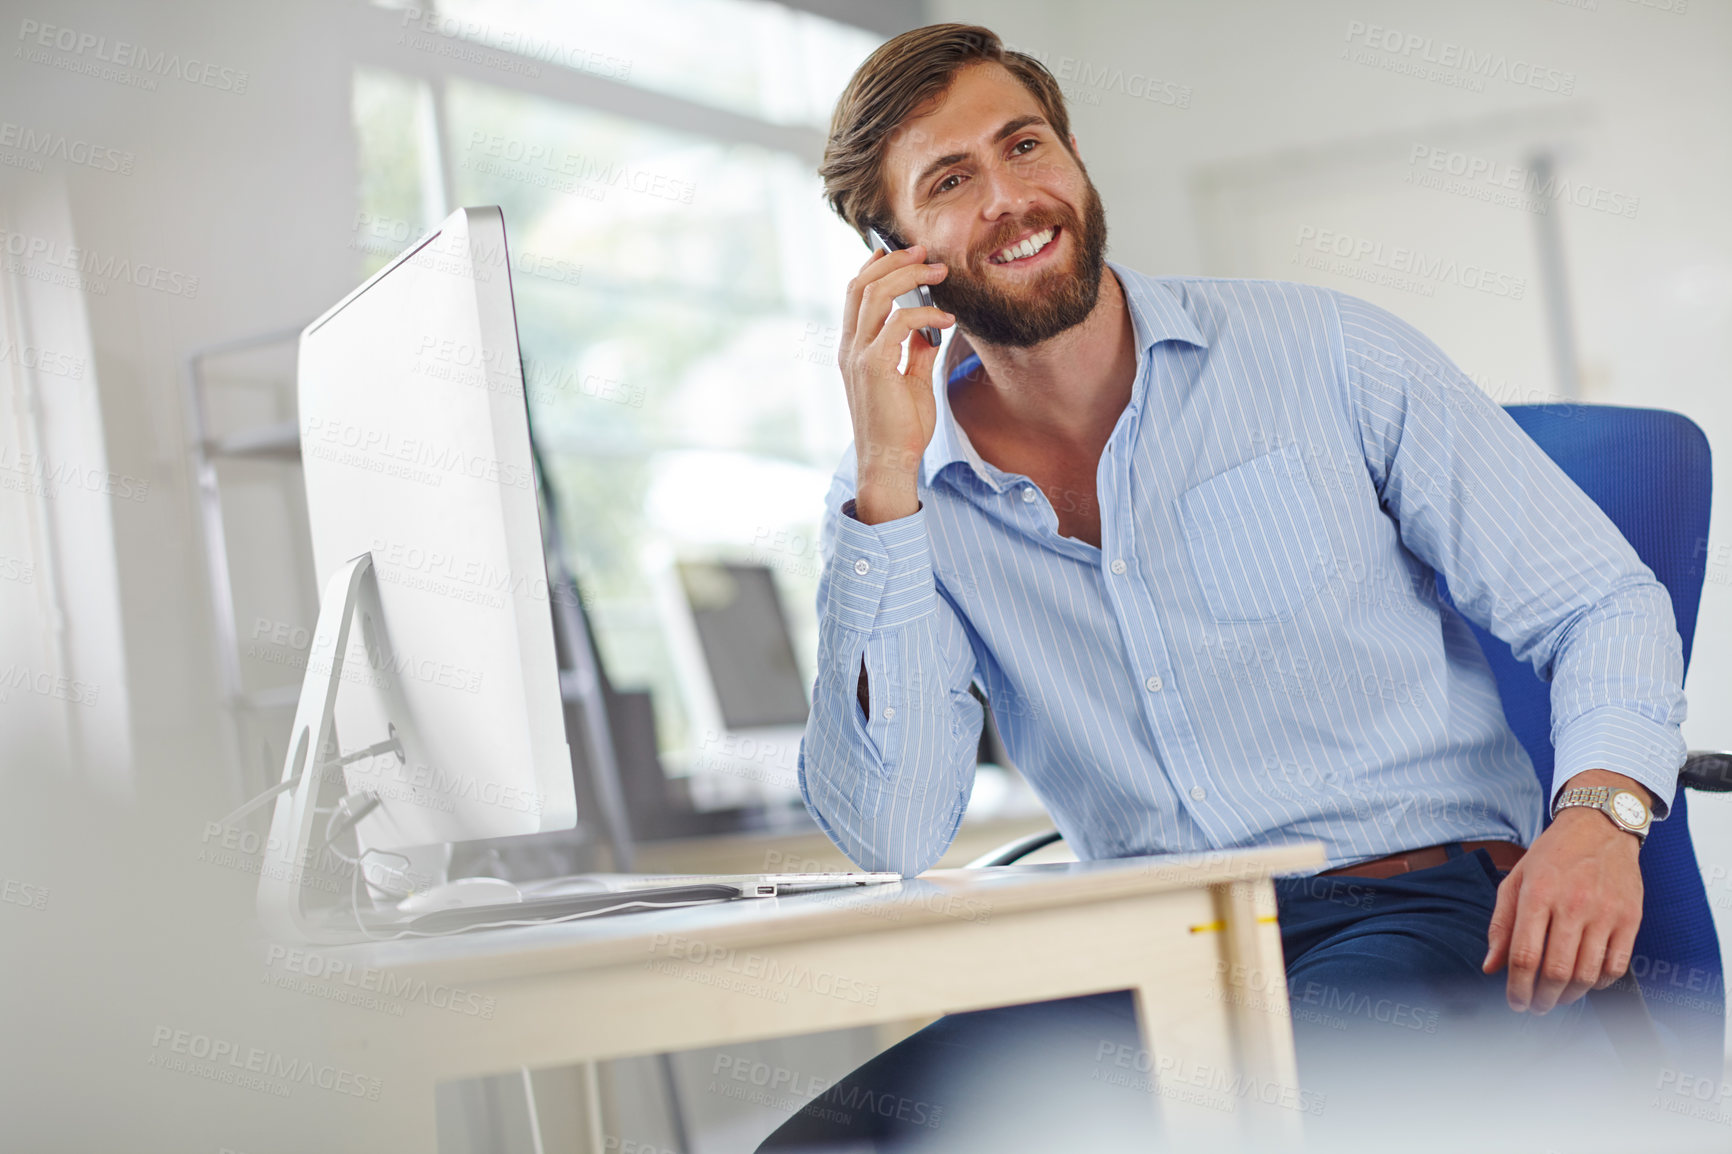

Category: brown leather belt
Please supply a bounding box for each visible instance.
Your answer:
[1320,840,1525,880]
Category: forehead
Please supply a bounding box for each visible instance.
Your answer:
[883,61,1047,190]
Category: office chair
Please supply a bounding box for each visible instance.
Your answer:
[966,400,1725,1070]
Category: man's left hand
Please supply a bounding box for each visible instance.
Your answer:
[1482,769,1649,1014]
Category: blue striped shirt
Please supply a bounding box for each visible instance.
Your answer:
[797,264,1686,876]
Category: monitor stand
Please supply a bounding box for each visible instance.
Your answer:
[255,543,631,940]
[255,552,425,940]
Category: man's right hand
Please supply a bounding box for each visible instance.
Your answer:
[840,243,953,525]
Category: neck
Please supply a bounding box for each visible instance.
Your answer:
[952,267,1137,450]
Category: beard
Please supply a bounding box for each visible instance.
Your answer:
[926,176,1109,350]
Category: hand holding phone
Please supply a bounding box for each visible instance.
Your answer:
[867,227,943,348]
[838,230,953,525]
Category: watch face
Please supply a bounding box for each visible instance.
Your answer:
[1611,791,1648,827]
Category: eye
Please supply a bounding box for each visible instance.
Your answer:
[1011,138,1039,156]
[934,173,965,195]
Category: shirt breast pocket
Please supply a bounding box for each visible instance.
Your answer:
[1179,449,1331,624]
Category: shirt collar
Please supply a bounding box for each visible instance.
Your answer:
[921,262,1210,491]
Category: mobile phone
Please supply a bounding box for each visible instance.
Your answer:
[866,227,943,348]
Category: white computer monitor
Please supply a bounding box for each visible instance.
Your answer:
[260,207,575,934]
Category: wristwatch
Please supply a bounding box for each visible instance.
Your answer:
[1551,785,1651,842]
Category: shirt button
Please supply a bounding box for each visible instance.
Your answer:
[1110,559,1127,575]
[1021,486,1037,503]
[853,558,871,575]
[1189,786,1207,802]
[1145,674,1163,693]
[882,707,895,720]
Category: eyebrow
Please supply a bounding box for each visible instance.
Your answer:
[910,114,1049,196]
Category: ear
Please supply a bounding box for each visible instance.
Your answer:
[1069,133,1080,159]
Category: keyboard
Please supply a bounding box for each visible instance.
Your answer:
[348,871,901,937]
[385,882,745,935]
[522,871,904,898]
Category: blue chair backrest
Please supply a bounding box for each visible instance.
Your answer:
[1440,404,1720,1068]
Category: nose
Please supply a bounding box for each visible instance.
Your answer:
[975,159,1040,233]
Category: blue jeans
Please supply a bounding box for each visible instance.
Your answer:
[755,847,1627,1152]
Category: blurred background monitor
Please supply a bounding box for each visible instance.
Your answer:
[658,559,810,810]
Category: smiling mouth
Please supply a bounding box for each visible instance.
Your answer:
[988,226,1059,265]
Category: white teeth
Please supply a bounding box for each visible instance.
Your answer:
[993,227,1055,264]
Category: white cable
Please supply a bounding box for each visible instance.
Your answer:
[218,733,394,829]
[320,791,381,862]
[348,847,416,904]
[217,774,300,828]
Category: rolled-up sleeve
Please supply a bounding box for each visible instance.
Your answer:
[799,459,985,875]
[1334,291,1687,818]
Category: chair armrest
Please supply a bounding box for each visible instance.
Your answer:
[965,829,1065,868]
[1680,751,1732,793]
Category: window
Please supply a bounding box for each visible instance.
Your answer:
[351,2,879,775]
[431,0,875,129]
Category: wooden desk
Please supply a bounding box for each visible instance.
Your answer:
[316,843,1324,1151]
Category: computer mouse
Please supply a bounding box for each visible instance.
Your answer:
[394,876,523,914]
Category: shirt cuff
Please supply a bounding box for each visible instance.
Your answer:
[825,497,937,632]
[1551,705,1685,821]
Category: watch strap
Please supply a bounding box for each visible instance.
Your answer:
[1554,785,1611,813]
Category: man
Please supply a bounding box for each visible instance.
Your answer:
[763,23,1685,1150]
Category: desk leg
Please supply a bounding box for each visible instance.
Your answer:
[1214,878,1304,1142]
[1129,879,1303,1149]
[1129,967,1242,1146]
